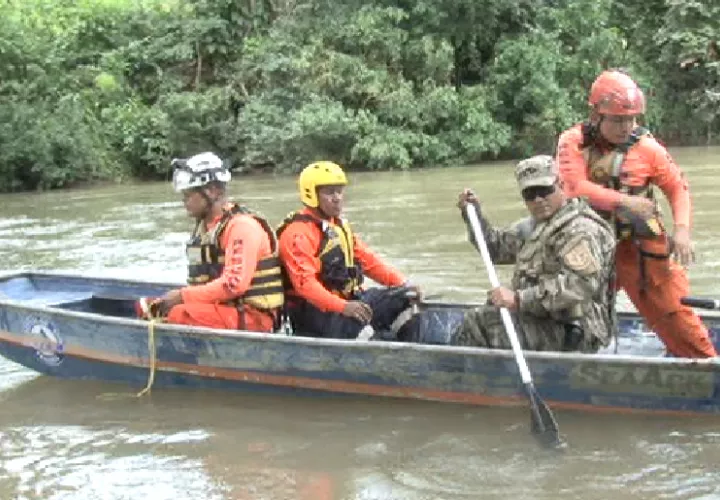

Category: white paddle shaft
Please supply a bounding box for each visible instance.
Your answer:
[466,204,533,384]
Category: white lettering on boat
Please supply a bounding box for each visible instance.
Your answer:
[569,363,714,398]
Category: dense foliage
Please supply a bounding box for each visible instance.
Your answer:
[1,0,717,191]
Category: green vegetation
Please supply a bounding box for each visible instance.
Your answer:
[1,0,717,191]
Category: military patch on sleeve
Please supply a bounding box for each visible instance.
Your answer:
[561,239,600,276]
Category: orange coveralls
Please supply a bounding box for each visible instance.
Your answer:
[278,208,405,312]
[167,213,276,332]
[557,123,716,358]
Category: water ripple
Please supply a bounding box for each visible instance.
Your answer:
[0,425,225,500]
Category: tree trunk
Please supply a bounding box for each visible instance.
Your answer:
[194,42,202,90]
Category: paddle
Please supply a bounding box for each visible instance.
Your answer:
[465,204,563,449]
[680,297,720,310]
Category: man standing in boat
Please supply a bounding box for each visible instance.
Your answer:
[453,155,616,352]
[277,161,422,341]
[139,152,284,332]
[556,69,717,358]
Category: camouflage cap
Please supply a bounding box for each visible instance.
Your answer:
[515,155,558,190]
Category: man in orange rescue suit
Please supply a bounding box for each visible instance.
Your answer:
[146,152,284,332]
[556,69,716,358]
[277,161,423,341]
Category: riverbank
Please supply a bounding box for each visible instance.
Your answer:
[2,137,718,195]
[3,0,717,193]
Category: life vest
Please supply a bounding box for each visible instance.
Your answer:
[276,211,363,298]
[186,203,284,311]
[582,125,663,240]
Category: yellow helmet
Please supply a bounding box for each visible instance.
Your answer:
[298,161,348,207]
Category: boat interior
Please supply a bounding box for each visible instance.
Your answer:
[2,272,718,357]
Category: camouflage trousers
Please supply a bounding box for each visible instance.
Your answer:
[452,305,600,353]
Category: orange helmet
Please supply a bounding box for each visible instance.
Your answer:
[588,70,646,115]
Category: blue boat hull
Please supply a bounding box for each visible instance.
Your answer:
[1,272,719,415]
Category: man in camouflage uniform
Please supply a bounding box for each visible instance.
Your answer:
[453,155,617,353]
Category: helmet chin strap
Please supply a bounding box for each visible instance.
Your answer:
[588,109,603,128]
[316,206,332,219]
[196,188,221,221]
[587,113,614,147]
[309,202,337,220]
[306,194,331,219]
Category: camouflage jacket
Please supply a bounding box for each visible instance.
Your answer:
[464,198,617,346]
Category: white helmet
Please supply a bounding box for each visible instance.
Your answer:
[171,152,231,193]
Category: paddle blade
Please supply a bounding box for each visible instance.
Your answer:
[524,383,564,450]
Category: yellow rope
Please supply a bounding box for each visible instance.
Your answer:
[136,318,157,397]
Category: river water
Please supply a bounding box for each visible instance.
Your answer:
[1,147,719,499]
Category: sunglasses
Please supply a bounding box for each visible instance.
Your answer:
[521,184,556,202]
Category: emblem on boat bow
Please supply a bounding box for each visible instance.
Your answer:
[23,317,64,367]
